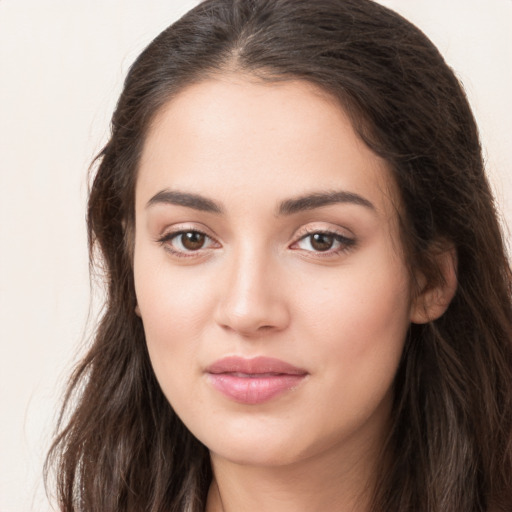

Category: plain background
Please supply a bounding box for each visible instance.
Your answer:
[0,1,511,510]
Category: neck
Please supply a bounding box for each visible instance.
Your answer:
[205,438,385,512]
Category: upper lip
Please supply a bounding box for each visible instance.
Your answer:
[206,356,308,375]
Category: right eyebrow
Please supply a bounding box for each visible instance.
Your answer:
[145,189,223,214]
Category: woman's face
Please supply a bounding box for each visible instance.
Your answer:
[134,77,417,468]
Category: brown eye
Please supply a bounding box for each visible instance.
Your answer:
[158,229,218,257]
[293,230,355,255]
[310,233,334,251]
[180,231,206,251]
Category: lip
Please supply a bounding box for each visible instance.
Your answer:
[205,356,308,405]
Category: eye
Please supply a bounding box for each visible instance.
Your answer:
[176,231,207,251]
[158,229,218,256]
[293,231,355,254]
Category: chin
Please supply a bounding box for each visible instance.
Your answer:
[210,441,305,468]
[195,421,308,467]
[197,420,347,470]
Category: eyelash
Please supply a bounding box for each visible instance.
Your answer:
[156,227,356,259]
[292,228,356,256]
[156,228,217,259]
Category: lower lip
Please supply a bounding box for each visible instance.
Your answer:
[207,373,306,404]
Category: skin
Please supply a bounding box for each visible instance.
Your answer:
[133,76,451,512]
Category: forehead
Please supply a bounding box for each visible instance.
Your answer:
[136,76,398,218]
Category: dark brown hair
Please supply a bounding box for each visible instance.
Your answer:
[46,1,512,510]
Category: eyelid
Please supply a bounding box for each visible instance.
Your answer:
[292,223,355,242]
[289,224,356,256]
[154,222,356,259]
[155,223,222,258]
[156,222,219,241]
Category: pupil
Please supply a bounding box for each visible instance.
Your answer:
[311,233,334,251]
[182,232,205,250]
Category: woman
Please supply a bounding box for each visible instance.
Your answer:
[46,0,512,510]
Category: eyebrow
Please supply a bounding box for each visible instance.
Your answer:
[146,189,223,213]
[277,190,375,215]
[146,188,375,215]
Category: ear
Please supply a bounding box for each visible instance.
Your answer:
[410,245,458,324]
[135,304,141,317]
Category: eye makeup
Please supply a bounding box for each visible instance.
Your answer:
[155,222,357,262]
[156,227,220,259]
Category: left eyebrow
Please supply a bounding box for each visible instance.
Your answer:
[277,190,376,216]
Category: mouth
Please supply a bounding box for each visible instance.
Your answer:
[205,356,308,405]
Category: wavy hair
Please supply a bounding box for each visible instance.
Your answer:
[46,1,512,510]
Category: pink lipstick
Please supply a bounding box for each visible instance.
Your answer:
[205,356,308,404]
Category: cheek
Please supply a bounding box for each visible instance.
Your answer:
[294,263,410,437]
[133,250,217,381]
[135,236,215,322]
[296,252,411,375]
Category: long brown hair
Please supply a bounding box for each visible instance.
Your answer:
[46,1,512,510]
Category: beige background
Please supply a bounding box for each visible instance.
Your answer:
[0,1,510,510]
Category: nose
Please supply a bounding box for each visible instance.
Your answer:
[214,247,290,337]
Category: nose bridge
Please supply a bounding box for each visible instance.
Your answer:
[215,239,289,335]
